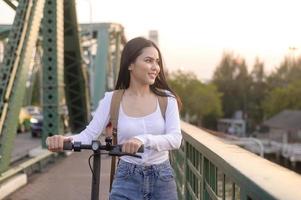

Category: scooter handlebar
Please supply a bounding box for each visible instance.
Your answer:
[62,141,144,155]
[63,141,73,150]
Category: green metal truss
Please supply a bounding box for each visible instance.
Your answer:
[41,0,65,147]
[84,23,125,110]
[63,0,90,133]
[0,0,45,173]
[0,0,126,173]
[3,0,17,10]
[0,25,11,40]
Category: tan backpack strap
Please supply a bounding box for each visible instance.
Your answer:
[109,89,124,135]
[109,89,124,191]
[158,95,168,120]
[110,154,117,191]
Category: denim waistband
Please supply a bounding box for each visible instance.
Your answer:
[118,159,171,173]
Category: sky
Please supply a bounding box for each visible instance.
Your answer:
[1,0,301,80]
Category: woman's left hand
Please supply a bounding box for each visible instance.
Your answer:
[122,138,143,154]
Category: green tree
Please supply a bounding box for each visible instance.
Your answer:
[248,58,267,125]
[263,80,301,118]
[168,70,222,129]
[267,56,301,89]
[212,53,250,118]
[262,56,301,119]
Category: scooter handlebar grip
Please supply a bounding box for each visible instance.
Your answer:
[63,141,73,150]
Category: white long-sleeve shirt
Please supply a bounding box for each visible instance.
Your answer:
[71,91,182,165]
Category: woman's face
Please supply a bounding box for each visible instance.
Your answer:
[129,46,161,86]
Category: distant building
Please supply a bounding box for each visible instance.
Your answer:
[217,110,246,137]
[263,110,301,143]
[218,118,246,137]
[148,30,159,46]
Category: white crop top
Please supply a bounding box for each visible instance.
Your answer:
[71,91,182,165]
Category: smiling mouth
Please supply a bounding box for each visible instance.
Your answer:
[148,73,157,78]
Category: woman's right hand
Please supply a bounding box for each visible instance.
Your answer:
[46,135,73,152]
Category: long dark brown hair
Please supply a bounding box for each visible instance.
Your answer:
[115,37,181,108]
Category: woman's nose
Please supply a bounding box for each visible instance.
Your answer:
[152,62,160,71]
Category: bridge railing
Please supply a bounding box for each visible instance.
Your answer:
[170,121,301,200]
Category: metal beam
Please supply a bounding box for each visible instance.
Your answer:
[0,0,45,173]
[0,29,10,40]
[41,0,64,147]
[93,24,110,108]
[91,23,125,109]
[3,0,17,10]
[63,0,90,133]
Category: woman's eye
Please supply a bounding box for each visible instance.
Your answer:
[145,59,151,63]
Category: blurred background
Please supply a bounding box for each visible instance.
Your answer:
[0,0,301,199]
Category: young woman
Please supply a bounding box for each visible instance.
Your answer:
[46,37,182,200]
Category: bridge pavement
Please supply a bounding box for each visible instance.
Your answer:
[11,132,41,163]
[6,148,112,200]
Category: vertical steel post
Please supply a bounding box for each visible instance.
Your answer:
[41,0,64,147]
[92,24,109,110]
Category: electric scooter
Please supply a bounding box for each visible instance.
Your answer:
[63,137,144,200]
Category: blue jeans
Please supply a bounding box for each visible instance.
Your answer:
[109,160,178,200]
